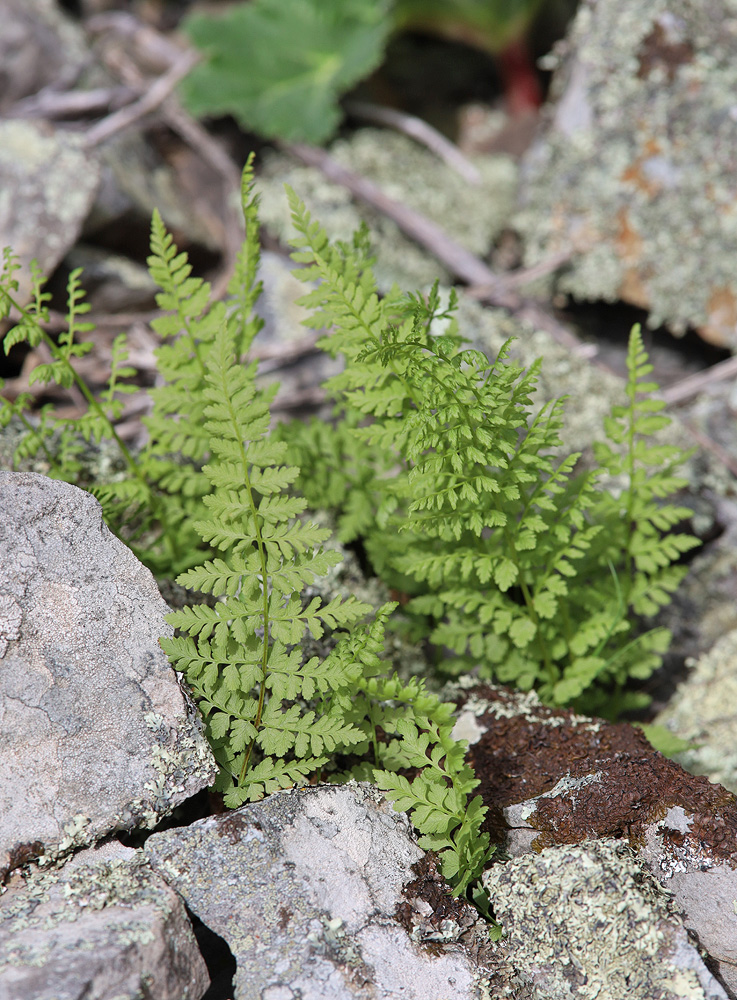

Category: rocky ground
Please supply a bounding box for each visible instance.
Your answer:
[2,1,737,998]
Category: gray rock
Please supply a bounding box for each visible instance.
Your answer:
[484,838,729,1000]
[145,782,485,1000]
[640,807,737,998]
[515,0,737,347]
[0,120,100,302]
[0,840,209,1000]
[655,628,737,794]
[0,471,217,879]
[0,0,91,113]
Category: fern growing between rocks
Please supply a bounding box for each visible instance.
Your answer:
[0,160,699,897]
[0,159,263,577]
[0,164,491,896]
[284,194,698,715]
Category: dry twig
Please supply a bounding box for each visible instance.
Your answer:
[662,355,737,407]
[283,141,595,359]
[85,48,200,146]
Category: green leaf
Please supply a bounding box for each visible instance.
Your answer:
[493,557,518,591]
[181,0,393,143]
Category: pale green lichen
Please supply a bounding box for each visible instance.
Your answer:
[484,838,717,1000]
[516,0,737,345]
[655,628,737,792]
[257,127,518,293]
[0,852,164,968]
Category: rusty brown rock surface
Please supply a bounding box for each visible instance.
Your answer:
[454,683,737,862]
[455,682,737,996]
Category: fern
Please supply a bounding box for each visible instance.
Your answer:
[158,318,491,888]
[0,159,267,577]
[1,161,698,906]
[285,195,699,715]
[161,322,375,803]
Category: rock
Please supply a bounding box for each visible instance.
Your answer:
[655,628,737,794]
[0,120,100,302]
[0,471,218,880]
[0,0,91,113]
[0,839,210,1000]
[515,0,737,346]
[484,838,729,1000]
[453,681,737,996]
[144,782,488,1000]
[640,810,737,998]
[257,128,518,293]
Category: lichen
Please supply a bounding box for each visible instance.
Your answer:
[655,628,737,793]
[0,851,167,969]
[257,127,518,294]
[484,838,713,1000]
[516,0,737,346]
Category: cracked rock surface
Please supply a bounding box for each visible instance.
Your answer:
[144,782,485,1000]
[0,840,209,1000]
[0,471,217,880]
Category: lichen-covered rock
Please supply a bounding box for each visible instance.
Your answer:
[453,681,737,995]
[0,0,91,113]
[0,840,210,1000]
[0,119,100,302]
[515,0,737,346]
[484,838,728,1000]
[655,628,737,794]
[257,128,517,293]
[0,471,218,880]
[639,807,737,997]
[144,782,490,1000]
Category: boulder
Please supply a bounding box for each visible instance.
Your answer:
[453,681,737,995]
[0,471,217,880]
[0,840,210,1000]
[144,782,489,1000]
[0,120,100,303]
[515,0,737,346]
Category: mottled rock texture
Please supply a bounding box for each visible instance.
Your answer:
[453,681,737,995]
[0,471,217,880]
[257,127,517,293]
[0,840,209,1000]
[484,838,728,1000]
[0,119,99,302]
[656,627,737,794]
[145,783,488,1000]
[516,0,737,346]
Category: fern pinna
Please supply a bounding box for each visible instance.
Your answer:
[286,193,698,715]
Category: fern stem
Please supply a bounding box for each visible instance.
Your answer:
[225,413,271,786]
